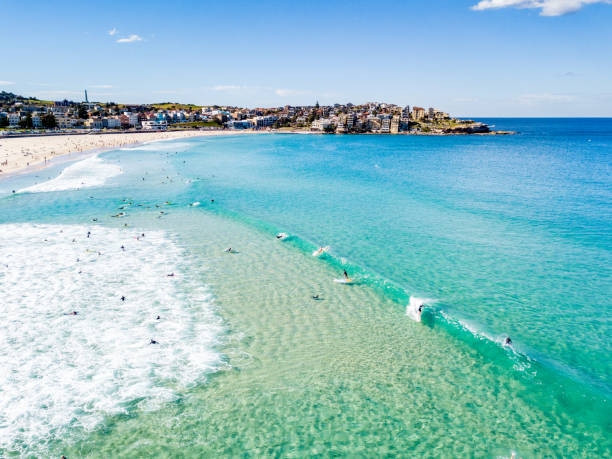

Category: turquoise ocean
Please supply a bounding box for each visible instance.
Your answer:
[0,118,610,457]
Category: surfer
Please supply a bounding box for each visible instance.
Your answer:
[504,337,512,346]
[225,247,233,253]
[343,269,348,280]
[150,339,158,344]
[312,295,320,300]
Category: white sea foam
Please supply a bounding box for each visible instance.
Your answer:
[406,296,435,322]
[0,224,223,452]
[18,155,122,193]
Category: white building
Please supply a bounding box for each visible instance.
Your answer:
[311,119,332,131]
[142,120,168,130]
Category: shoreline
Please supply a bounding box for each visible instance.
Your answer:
[0,130,259,179]
[0,127,513,180]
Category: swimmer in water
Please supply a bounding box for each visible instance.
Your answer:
[505,337,512,346]
[64,311,78,315]
[121,245,125,251]
[156,315,161,320]
[225,247,233,253]
[343,269,349,280]
[150,339,158,344]
[121,296,126,302]
[312,295,320,300]
[167,273,175,277]
[87,231,91,238]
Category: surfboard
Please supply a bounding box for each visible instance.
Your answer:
[313,246,330,257]
[334,278,354,284]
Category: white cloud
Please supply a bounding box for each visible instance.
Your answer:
[0,80,15,85]
[91,84,112,89]
[211,85,242,91]
[471,0,611,16]
[518,93,575,104]
[108,28,117,36]
[116,34,143,43]
[275,88,310,97]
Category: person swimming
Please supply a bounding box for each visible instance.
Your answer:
[87,231,91,238]
[121,295,126,302]
[150,339,158,344]
[505,337,512,346]
[156,315,161,320]
[312,295,320,300]
[121,245,125,251]
[225,247,233,253]
[167,273,175,277]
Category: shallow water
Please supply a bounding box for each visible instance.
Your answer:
[0,120,610,456]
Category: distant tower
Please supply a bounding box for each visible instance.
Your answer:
[84,89,89,103]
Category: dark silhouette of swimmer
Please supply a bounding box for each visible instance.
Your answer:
[150,339,158,344]
[121,296,126,302]
[156,315,161,320]
[343,269,348,280]
[211,199,214,203]
[505,337,512,346]
[418,304,423,313]
[121,245,125,251]
[87,231,91,238]
[312,295,321,300]
[167,273,175,277]
[64,311,78,315]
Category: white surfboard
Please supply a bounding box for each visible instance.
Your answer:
[334,278,354,284]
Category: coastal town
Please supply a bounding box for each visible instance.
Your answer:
[0,90,504,136]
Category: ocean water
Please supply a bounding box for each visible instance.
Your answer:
[0,119,610,457]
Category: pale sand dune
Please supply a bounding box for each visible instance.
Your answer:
[0,130,251,176]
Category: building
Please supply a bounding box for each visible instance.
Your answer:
[142,120,168,130]
[310,118,332,131]
[8,113,20,127]
[31,114,43,129]
[254,115,278,129]
[104,117,121,129]
[381,118,391,133]
[412,107,426,120]
[390,115,400,134]
[228,119,254,129]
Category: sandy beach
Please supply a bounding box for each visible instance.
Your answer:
[0,130,246,177]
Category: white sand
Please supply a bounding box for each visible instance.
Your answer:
[0,130,249,176]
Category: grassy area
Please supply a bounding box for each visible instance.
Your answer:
[151,103,203,111]
[25,99,54,105]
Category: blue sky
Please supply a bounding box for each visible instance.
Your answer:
[1,0,611,116]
